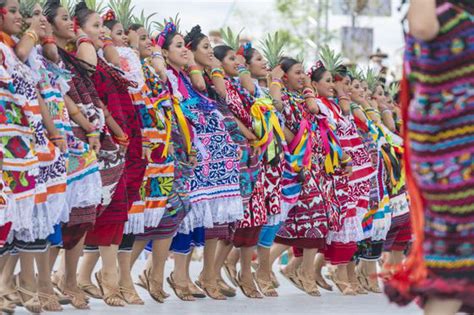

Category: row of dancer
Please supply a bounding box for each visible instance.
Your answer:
[0,0,410,313]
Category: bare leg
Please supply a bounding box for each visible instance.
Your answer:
[201,238,218,283]
[35,250,62,311]
[255,246,272,282]
[170,252,195,301]
[314,253,332,291]
[300,249,317,281]
[282,256,302,274]
[49,247,60,272]
[424,298,462,315]
[118,251,143,304]
[77,251,100,294]
[269,243,289,266]
[226,247,240,267]
[97,245,124,306]
[130,240,147,269]
[239,247,262,298]
[63,236,85,293]
[143,238,173,302]
[18,252,42,313]
[214,240,236,295]
[185,248,203,295]
[0,254,19,301]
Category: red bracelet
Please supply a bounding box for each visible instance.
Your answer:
[41,37,56,46]
[77,37,93,47]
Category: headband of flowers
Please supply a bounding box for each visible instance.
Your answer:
[102,9,116,22]
[237,42,252,56]
[156,21,176,48]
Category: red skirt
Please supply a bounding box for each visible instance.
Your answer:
[322,241,358,265]
[275,236,326,249]
[85,223,124,246]
[62,222,93,250]
[233,226,263,248]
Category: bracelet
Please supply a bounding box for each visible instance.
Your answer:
[25,30,39,44]
[382,109,392,114]
[188,149,197,156]
[102,39,113,49]
[41,36,56,46]
[271,78,282,83]
[68,109,80,116]
[303,94,315,100]
[237,64,250,76]
[189,69,203,76]
[270,81,282,89]
[114,134,130,146]
[211,73,224,79]
[342,156,352,164]
[211,68,224,76]
[86,131,100,138]
[76,36,93,47]
[339,96,351,102]
[151,51,163,59]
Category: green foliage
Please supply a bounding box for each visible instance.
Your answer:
[84,0,106,14]
[60,0,76,16]
[364,67,380,91]
[155,13,181,33]
[220,27,243,51]
[132,9,157,34]
[387,81,400,99]
[259,31,285,69]
[109,0,135,31]
[19,0,38,18]
[319,45,343,76]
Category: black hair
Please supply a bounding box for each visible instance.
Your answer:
[213,45,233,62]
[279,57,300,73]
[43,0,61,24]
[243,47,256,64]
[184,25,206,51]
[128,23,143,32]
[74,1,95,28]
[103,20,119,31]
[309,66,326,82]
[162,32,179,50]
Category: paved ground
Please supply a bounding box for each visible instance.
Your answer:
[13,258,421,315]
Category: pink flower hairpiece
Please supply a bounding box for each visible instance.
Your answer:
[156,22,176,48]
[308,60,325,76]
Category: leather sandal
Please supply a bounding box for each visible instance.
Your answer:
[296,269,320,297]
[38,291,63,312]
[144,269,168,303]
[166,273,195,302]
[119,286,144,305]
[330,272,356,296]
[15,275,42,314]
[236,272,262,299]
[253,272,278,297]
[195,277,226,300]
[216,278,236,298]
[78,282,102,299]
[94,272,125,307]
[279,268,303,291]
[0,296,16,314]
[223,263,238,287]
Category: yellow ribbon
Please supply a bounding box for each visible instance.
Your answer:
[161,109,173,157]
[250,97,286,147]
[172,96,192,154]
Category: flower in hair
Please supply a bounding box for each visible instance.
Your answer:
[237,42,252,56]
[156,22,176,48]
[102,9,116,22]
[0,7,6,15]
[308,60,325,76]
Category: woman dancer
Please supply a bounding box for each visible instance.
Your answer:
[269,57,332,297]
[213,43,267,298]
[158,22,242,302]
[0,0,69,312]
[385,2,473,314]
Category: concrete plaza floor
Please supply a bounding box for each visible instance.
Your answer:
[12,258,421,315]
